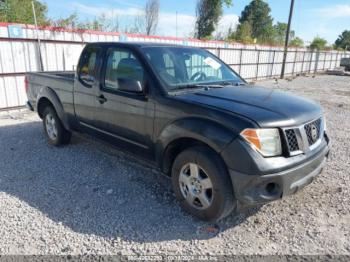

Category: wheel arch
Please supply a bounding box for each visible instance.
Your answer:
[156,117,236,175]
[36,87,70,131]
[37,97,54,118]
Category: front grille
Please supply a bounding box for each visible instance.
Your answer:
[283,117,323,155]
[304,118,322,146]
[285,129,300,152]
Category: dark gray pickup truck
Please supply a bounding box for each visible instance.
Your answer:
[26,42,330,221]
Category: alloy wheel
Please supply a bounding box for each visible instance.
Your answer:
[178,163,214,209]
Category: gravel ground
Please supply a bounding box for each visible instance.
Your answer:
[0,75,349,257]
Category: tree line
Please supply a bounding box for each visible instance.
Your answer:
[0,0,349,51]
[0,0,160,35]
[195,0,349,51]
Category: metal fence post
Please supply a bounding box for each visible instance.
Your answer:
[256,49,260,80]
[308,51,313,74]
[323,52,327,71]
[314,51,320,74]
[270,50,276,78]
[336,52,339,67]
[0,51,8,108]
[239,48,243,75]
[62,49,66,71]
[301,51,306,74]
[9,42,21,107]
[292,50,297,76]
[330,52,332,68]
[330,52,334,68]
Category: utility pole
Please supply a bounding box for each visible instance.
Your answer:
[280,0,295,79]
[32,1,44,71]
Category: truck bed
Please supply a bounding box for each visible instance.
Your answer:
[28,71,75,85]
[26,71,76,115]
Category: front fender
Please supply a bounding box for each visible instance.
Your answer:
[36,87,70,130]
[155,117,236,167]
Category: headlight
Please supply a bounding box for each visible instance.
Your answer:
[323,115,327,132]
[240,128,282,157]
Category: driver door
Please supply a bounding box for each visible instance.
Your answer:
[93,47,155,151]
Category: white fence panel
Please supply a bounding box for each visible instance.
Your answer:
[0,22,350,109]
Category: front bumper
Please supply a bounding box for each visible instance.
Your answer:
[228,141,330,208]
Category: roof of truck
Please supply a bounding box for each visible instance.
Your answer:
[87,42,196,48]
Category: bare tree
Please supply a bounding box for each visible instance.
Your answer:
[108,13,120,32]
[123,12,144,34]
[100,12,120,32]
[144,0,159,35]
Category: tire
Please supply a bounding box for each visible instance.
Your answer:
[42,106,71,146]
[171,146,236,222]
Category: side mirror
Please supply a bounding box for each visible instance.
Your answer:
[80,74,95,85]
[118,78,143,93]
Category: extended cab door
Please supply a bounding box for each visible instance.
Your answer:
[73,45,102,126]
[93,47,155,151]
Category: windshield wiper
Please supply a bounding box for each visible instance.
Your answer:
[170,84,219,91]
[219,81,246,86]
[169,84,204,91]
[169,81,245,92]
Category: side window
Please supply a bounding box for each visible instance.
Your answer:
[78,47,100,86]
[104,49,144,91]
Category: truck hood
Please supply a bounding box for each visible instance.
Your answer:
[174,85,322,127]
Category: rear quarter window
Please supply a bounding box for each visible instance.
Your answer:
[78,47,101,87]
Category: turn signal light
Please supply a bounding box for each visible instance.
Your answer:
[240,128,282,157]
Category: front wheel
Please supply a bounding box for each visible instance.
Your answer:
[42,106,71,146]
[171,146,236,221]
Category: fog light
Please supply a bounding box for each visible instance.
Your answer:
[265,183,277,194]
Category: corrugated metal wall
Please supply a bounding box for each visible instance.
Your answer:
[208,48,348,81]
[0,22,349,109]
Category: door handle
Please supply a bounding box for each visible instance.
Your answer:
[97,95,107,104]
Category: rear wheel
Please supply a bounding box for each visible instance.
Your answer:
[42,106,71,146]
[171,146,236,221]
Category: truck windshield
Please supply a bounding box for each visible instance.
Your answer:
[143,46,243,91]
